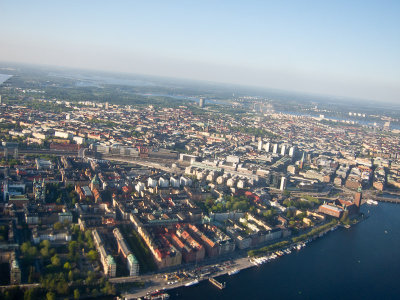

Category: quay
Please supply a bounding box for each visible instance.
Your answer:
[375,196,400,204]
[376,197,400,203]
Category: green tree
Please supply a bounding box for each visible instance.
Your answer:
[40,246,50,258]
[40,240,51,248]
[87,250,98,262]
[68,270,74,282]
[74,289,80,299]
[63,262,71,270]
[21,241,31,253]
[46,292,56,300]
[53,222,63,231]
[91,289,99,297]
[51,254,61,267]
[86,271,96,285]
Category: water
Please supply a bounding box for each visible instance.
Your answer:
[0,74,12,84]
[138,93,228,105]
[170,203,400,299]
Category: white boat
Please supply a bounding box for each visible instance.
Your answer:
[228,269,240,275]
[366,199,378,205]
[185,279,199,287]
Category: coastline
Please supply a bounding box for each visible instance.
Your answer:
[121,219,344,299]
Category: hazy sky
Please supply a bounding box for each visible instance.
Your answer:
[1,0,399,102]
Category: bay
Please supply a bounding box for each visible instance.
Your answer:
[170,203,400,299]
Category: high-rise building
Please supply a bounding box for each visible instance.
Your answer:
[280,176,287,191]
[299,152,305,169]
[289,146,296,157]
[258,140,263,151]
[199,98,205,108]
[273,143,278,154]
[264,142,271,152]
[354,188,362,208]
[280,145,286,156]
[105,102,109,110]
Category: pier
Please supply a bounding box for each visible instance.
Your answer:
[209,277,226,289]
[375,196,400,204]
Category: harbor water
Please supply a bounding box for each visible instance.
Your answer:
[170,202,400,299]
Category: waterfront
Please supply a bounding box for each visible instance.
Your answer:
[169,203,400,300]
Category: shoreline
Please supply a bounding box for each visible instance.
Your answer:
[121,220,344,299]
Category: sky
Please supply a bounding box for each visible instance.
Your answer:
[1,0,399,103]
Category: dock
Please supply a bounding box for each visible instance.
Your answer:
[208,277,226,289]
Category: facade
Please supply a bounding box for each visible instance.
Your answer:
[318,204,343,218]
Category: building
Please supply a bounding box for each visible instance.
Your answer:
[280,176,287,191]
[273,143,278,154]
[280,144,286,156]
[354,189,362,209]
[199,98,205,108]
[10,252,21,285]
[92,229,116,277]
[318,204,343,218]
[113,228,140,276]
[127,254,139,276]
[258,140,263,151]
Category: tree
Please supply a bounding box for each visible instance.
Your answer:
[68,270,74,282]
[40,240,51,248]
[53,222,63,231]
[46,292,56,300]
[51,254,61,267]
[68,241,77,253]
[28,266,35,284]
[91,289,99,297]
[63,262,71,270]
[23,287,41,300]
[28,246,38,257]
[40,246,50,258]
[87,250,98,262]
[74,289,80,299]
[21,241,31,253]
[85,271,96,284]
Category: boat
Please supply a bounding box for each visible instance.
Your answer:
[185,279,199,287]
[228,268,240,275]
[366,199,378,205]
[145,290,170,300]
[209,277,226,289]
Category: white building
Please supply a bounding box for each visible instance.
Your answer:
[280,176,287,191]
[289,146,296,157]
[273,144,278,154]
[280,145,286,156]
[135,182,145,193]
[170,177,180,188]
[258,140,263,151]
[180,176,192,187]
[147,178,157,188]
[158,177,169,188]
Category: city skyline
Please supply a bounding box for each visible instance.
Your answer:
[1,0,399,103]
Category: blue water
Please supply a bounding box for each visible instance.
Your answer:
[138,93,227,105]
[0,74,12,84]
[171,203,400,299]
[279,110,400,129]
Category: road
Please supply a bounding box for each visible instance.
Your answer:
[119,256,255,299]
